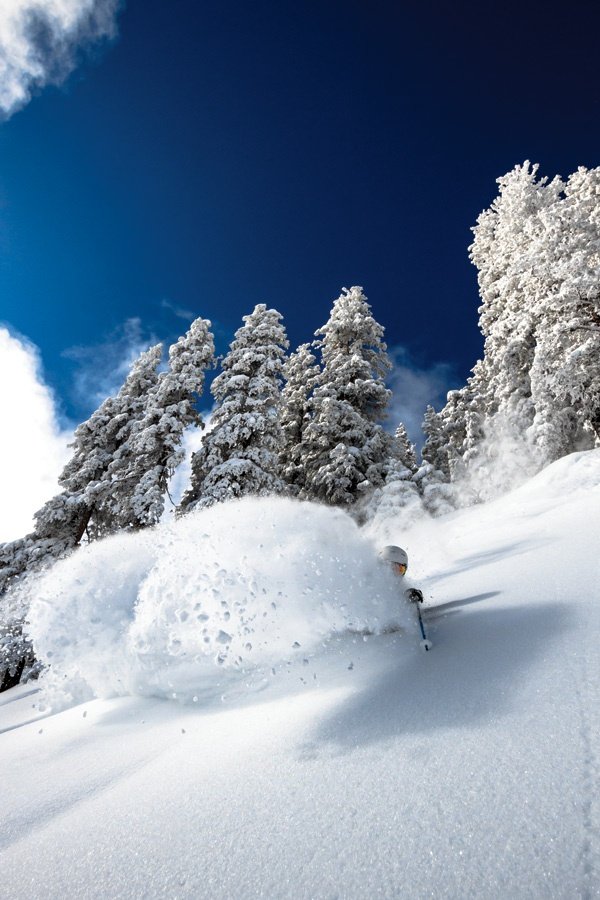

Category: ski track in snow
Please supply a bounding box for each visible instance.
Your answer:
[1,451,600,899]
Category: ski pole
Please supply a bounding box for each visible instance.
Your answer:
[416,605,432,652]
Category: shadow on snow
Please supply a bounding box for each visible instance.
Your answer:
[305,600,570,754]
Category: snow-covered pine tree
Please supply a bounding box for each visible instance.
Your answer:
[279,342,320,496]
[393,422,417,474]
[300,286,392,507]
[0,344,165,690]
[178,305,288,511]
[528,166,600,461]
[456,360,490,474]
[434,162,563,497]
[469,162,563,451]
[457,161,600,482]
[414,405,455,516]
[365,421,422,528]
[437,389,467,481]
[0,492,90,689]
[418,406,449,478]
[114,317,215,527]
[0,493,82,596]
[0,344,164,600]
[59,343,164,540]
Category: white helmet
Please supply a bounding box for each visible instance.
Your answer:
[379,545,408,566]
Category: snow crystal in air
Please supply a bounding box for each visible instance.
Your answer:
[27,496,413,706]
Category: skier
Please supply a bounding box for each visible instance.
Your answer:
[379,545,432,650]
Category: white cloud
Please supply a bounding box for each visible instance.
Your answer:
[0,327,72,543]
[160,298,195,322]
[386,346,458,447]
[63,317,162,412]
[0,0,121,119]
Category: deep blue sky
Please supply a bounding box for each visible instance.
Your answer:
[1,0,600,422]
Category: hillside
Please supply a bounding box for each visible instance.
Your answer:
[1,451,599,899]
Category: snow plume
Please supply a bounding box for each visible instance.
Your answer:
[63,317,161,412]
[456,416,540,506]
[386,346,457,446]
[26,496,414,707]
[0,327,72,542]
[0,0,121,118]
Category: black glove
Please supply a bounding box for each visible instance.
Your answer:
[405,588,424,604]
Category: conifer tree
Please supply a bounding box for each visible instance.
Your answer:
[414,406,455,516]
[279,342,320,495]
[528,166,600,461]
[60,343,164,539]
[469,162,562,447]
[0,344,164,599]
[365,421,422,527]
[453,161,600,484]
[178,305,288,511]
[299,286,392,507]
[114,317,215,526]
[393,423,418,474]
[0,344,165,689]
[437,162,565,492]
[0,494,84,689]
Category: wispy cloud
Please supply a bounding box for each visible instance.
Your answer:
[160,298,196,322]
[0,0,121,119]
[0,326,72,542]
[62,317,162,412]
[386,346,459,447]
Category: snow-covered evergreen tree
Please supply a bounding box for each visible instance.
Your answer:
[437,389,466,482]
[528,166,600,461]
[414,405,455,516]
[0,492,92,689]
[59,343,164,540]
[469,163,562,445]
[436,161,579,495]
[279,342,320,496]
[393,423,417,474]
[178,305,288,511]
[0,345,165,689]
[114,318,215,526]
[0,619,34,691]
[299,286,392,507]
[446,161,600,489]
[419,406,449,478]
[436,380,486,495]
[0,344,163,599]
[365,422,422,529]
[1,323,213,689]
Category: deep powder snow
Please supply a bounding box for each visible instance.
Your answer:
[26,496,414,706]
[1,452,599,899]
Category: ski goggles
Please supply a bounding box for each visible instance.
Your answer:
[392,562,407,575]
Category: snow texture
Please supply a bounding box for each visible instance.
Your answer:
[1,450,599,899]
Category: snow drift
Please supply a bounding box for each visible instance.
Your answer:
[27,496,415,706]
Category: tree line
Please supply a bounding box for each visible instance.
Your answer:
[423,162,600,500]
[1,161,599,689]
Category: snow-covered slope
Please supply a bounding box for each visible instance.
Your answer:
[1,452,599,899]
